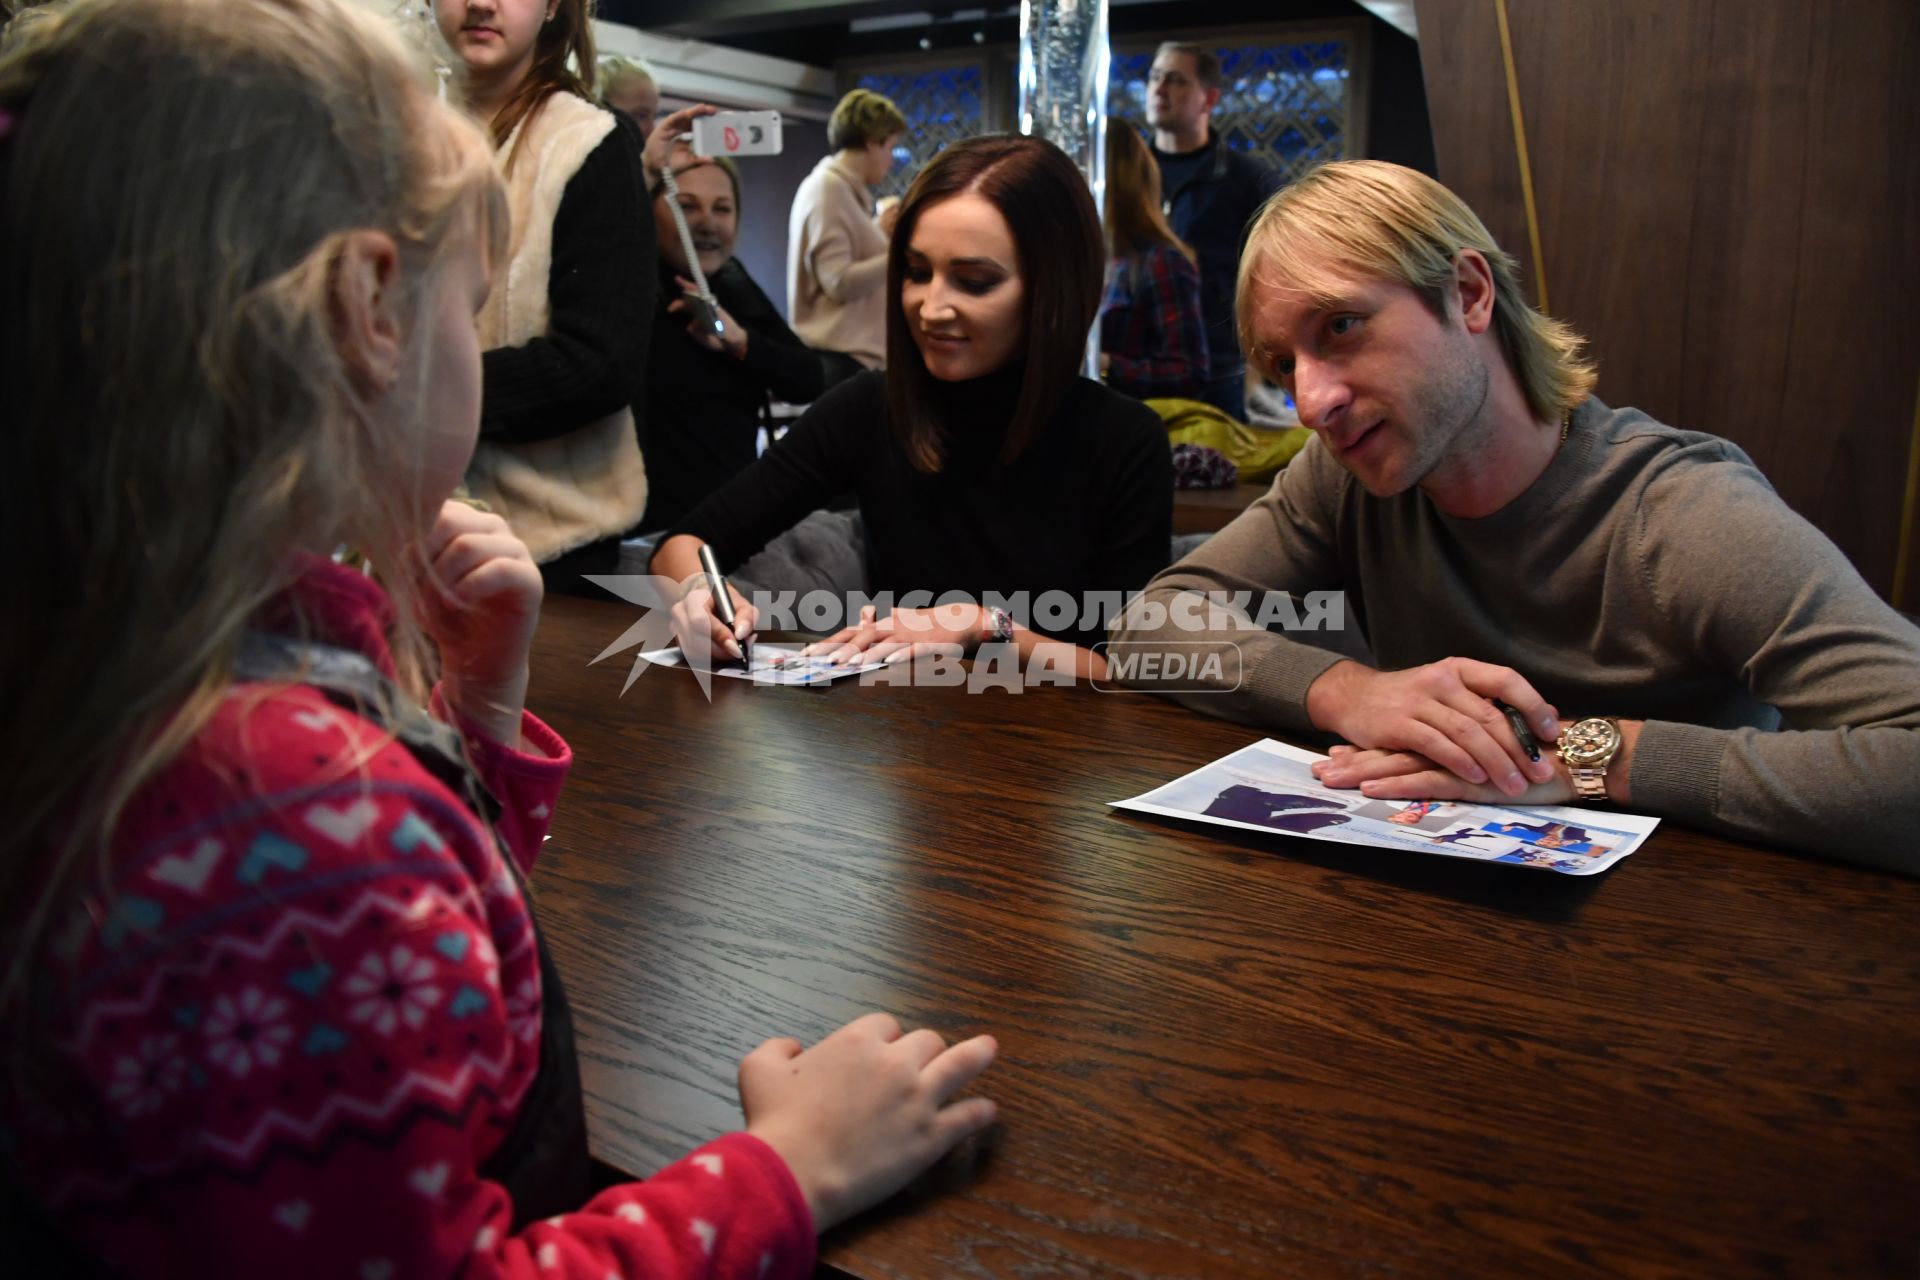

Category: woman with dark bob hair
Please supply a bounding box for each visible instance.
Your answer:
[653,134,1172,676]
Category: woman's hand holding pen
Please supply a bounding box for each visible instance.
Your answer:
[1304,657,1561,798]
[669,577,758,663]
[653,535,756,663]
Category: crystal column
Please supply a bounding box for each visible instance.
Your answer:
[1017,0,1109,378]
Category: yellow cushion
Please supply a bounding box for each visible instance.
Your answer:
[1147,397,1312,483]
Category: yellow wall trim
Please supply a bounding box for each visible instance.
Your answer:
[1895,376,1920,609]
[1493,0,1550,313]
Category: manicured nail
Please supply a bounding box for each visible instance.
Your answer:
[1538,714,1558,736]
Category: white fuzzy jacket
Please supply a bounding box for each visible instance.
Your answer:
[465,92,648,562]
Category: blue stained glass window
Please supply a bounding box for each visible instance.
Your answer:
[852,35,1355,198]
[1110,37,1353,182]
[855,64,986,199]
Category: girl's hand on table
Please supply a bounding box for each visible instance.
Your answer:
[741,1012,998,1230]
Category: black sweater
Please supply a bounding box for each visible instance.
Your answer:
[480,111,656,445]
[667,368,1173,647]
[640,258,825,530]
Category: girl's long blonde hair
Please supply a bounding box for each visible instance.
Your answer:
[0,0,507,1023]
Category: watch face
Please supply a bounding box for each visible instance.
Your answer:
[1560,717,1621,767]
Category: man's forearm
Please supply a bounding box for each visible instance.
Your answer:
[1111,584,1348,731]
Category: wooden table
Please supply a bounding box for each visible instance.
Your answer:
[1172,482,1270,535]
[527,596,1920,1279]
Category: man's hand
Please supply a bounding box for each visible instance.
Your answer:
[1312,719,1643,806]
[1311,744,1574,805]
[1304,658,1561,797]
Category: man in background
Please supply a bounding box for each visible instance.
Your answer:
[1146,40,1280,420]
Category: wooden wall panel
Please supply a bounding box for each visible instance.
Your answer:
[1509,2,1714,425]
[1904,400,1920,609]
[1413,0,1920,601]
[1410,0,1532,305]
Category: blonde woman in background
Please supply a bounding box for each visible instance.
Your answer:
[788,87,907,387]
[599,52,658,135]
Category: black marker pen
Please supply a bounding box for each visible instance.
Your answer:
[1492,697,1542,762]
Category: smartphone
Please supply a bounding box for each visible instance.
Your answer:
[691,110,784,158]
[681,293,724,339]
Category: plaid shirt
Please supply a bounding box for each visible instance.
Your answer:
[1099,242,1210,399]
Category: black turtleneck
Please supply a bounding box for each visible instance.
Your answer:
[665,367,1173,646]
[640,257,825,530]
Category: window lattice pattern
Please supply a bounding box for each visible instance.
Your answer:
[1110,41,1352,183]
[854,64,986,200]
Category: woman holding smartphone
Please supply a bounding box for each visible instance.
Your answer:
[653,134,1173,678]
[642,145,825,530]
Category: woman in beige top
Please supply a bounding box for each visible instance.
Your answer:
[788,88,907,387]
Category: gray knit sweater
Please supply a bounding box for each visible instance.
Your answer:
[1113,398,1920,873]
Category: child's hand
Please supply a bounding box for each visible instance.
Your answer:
[740,1013,998,1231]
[418,500,543,748]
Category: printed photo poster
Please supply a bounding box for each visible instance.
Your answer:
[638,644,886,686]
[1112,739,1660,875]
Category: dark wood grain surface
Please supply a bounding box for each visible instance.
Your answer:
[527,595,1920,1279]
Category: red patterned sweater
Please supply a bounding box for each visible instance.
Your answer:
[3,560,815,1278]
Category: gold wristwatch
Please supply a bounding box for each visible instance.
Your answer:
[1557,717,1622,802]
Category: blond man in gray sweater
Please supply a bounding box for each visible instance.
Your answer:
[1113,160,1920,872]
